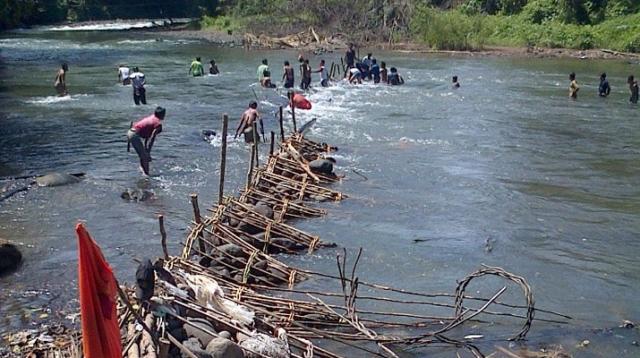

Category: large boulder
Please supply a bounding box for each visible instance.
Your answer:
[35,173,82,187]
[0,243,22,274]
[181,337,212,358]
[184,317,217,347]
[308,158,335,175]
[253,202,274,219]
[205,337,245,358]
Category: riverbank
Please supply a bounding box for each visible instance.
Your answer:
[146,27,640,60]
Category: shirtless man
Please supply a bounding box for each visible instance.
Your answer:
[629,75,639,104]
[569,72,579,99]
[300,59,312,90]
[282,61,295,88]
[54,63,69,96]
[234,101,264,143]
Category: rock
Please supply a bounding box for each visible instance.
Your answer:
[219,331,231,340]
[309,158,335,175]
[182,337,212,358]
[0,243,22,274]
[184,318,217,347]
[237,221,262,235]
[253,202,274,219]
[205,337,244,358]
[214,243,245,258]
[269,238,305,253]
[35,173,82,187]
[120,188,154,202]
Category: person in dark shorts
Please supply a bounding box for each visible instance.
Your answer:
[345,44,356,68]
[629,75,639,104]
[129,67,146,105]
[234,101,264,143]
[300,59,311,90]
[598,73,610,97]
[282,61,295,88]
[127,106,166,176]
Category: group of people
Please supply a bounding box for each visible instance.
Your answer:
[343,45,404,86]
[570,72,639,103]
[189,57,220,76]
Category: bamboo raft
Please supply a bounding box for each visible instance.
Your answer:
[2,112,571,358]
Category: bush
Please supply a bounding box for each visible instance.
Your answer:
[411,6,490,50]
[520,0,559,23]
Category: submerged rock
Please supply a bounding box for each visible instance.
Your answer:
[121,188,154,202]
[0,242,22,275]
[185,317,217,347]
[35,173,82,187]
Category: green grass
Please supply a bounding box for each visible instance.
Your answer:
[410,7,640,52]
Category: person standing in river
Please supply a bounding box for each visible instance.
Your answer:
[118,64,130,85]
[370,59,380,84]
[452,75,461,89]
[234,101,264,143]
[54,63,68,96]
[189,57,204,77]
[127,106,166,176]
[628,75,639,104]
[312,59,329,87]
[300,59,312,90]
[598,73,610,97]
[345,44,356,69]
[380,61,388,83]
[209,59,219,75]
[569,72,579,100]
[282,61,295,88]
[129,67,146,105]
[257,59,269,83]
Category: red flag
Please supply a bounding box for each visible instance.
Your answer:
[76,223,122,358]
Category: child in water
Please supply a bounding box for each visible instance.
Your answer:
[54,63,69,96]
[569,72,579,99]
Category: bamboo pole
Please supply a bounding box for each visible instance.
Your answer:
[291,105,297,133]
[158,215,168,259]
[190,194,206,253]
[247,145,256,189]
[270,131,275,156]
[252,122,259,167]
[219,114,228,205]
[279,106,285,141]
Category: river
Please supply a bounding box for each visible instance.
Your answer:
[0,25,639,357]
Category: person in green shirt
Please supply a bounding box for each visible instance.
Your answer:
[189,57,204,77]
[257,59,269,82]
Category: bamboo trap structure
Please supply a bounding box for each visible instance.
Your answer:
[251,169,343,202]
[238,187,327,219]
[266,155,340,184]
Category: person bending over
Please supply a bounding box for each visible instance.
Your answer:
[127,107,166,176]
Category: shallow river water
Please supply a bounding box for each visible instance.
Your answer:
[1,26,639,356]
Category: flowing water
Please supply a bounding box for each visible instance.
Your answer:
[1,27,639,356]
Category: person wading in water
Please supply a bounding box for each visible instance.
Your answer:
[189,57,204,77]
[234,101,264,143]
[127,107,166,176]
[282,61,295,88]
[569,72,579,100]
[54,63,69,96]
[628,75,639,104]
[129,66,146,105]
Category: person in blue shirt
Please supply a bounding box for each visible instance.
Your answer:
[370,59,380,83]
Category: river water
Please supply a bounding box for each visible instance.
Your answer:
[1,26,639,356]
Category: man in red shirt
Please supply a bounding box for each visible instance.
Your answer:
[287,90,312,110]
[127,107,166,176]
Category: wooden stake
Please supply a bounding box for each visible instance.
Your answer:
[270,131,275,156]
[247,145,256,188]
[292,105,297,133]
[158,215,168,259]
[279,106,285,141]
[190,194,206,253]
[252,122,259,167]
[219,114,228,205]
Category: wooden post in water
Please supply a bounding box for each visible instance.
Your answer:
[247,145,256,188]
[291,105,297,133]
[190,194,206,252]
[270,131,275,156]
[252,122,259,167]
[218,114,228,205]
[279,106,285,141]
[158,214,169,260]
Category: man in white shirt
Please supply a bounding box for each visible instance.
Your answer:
[129,67,146,105]
[118,64,130,85]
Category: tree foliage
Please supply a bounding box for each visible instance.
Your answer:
[0,0,219,29]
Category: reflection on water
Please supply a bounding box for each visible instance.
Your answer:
[1,29,640,356]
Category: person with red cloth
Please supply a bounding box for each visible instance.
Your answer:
[127,106,166,176]
[287,90,312,110]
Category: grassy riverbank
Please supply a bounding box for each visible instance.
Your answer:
[201,1,640,53]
